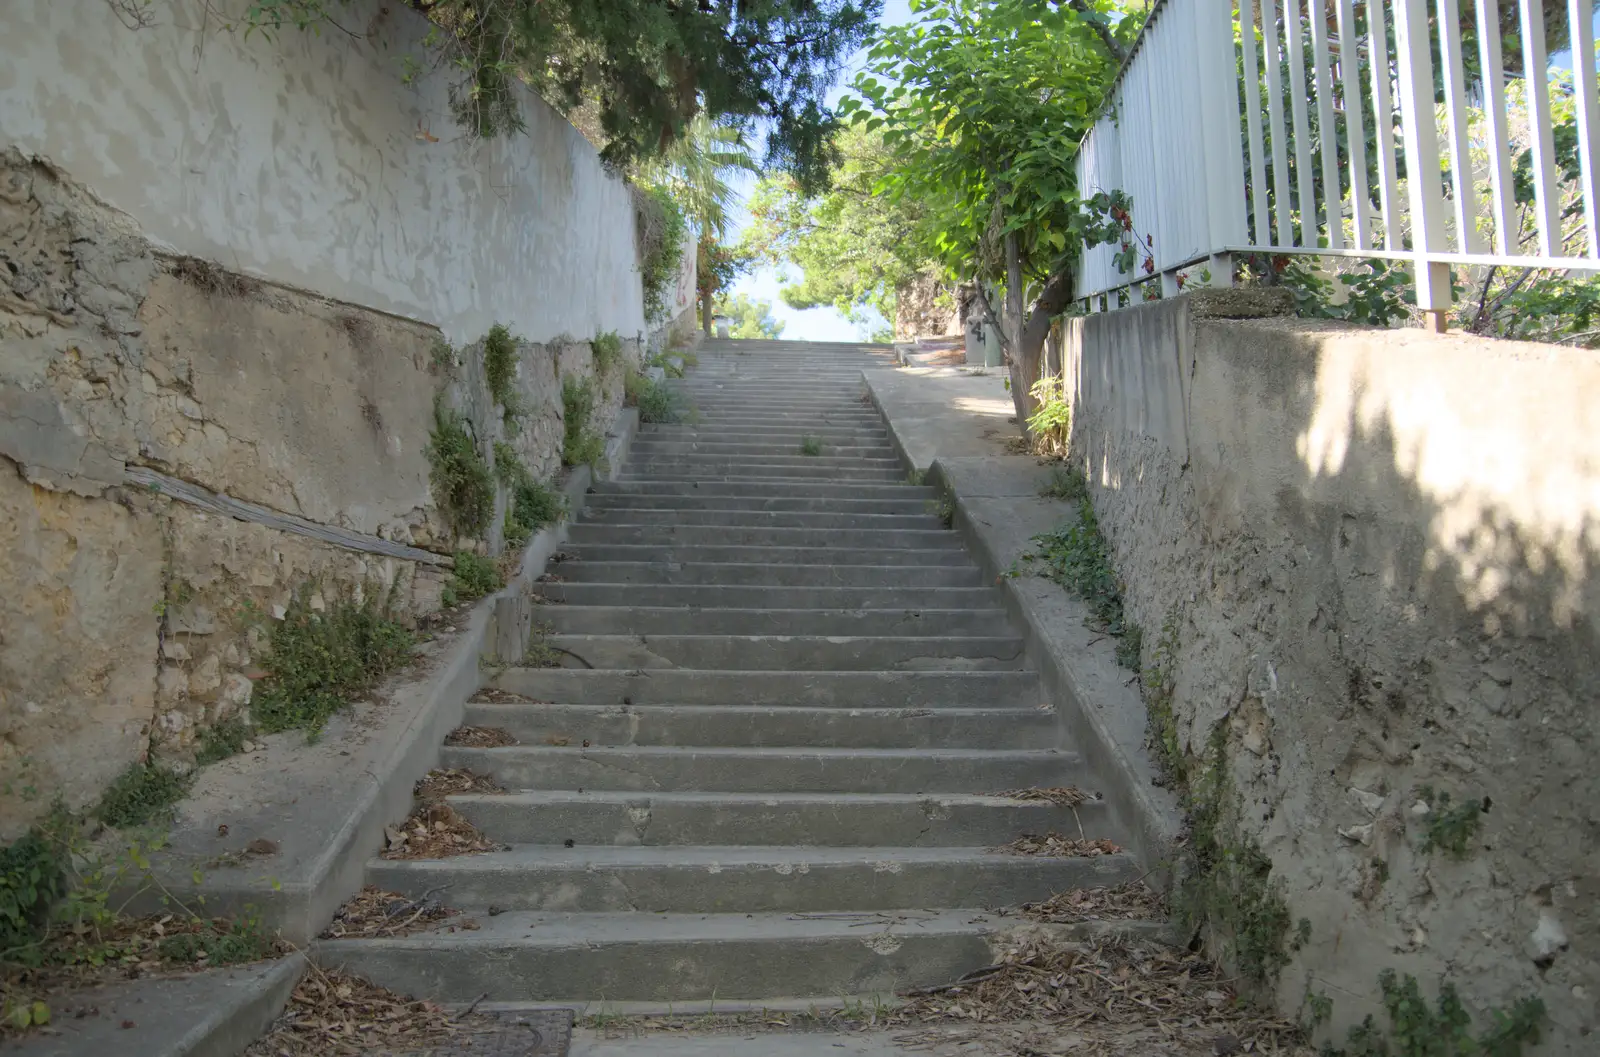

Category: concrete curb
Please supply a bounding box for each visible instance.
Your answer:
[861,371,1183,880]
[13,953,305,1057]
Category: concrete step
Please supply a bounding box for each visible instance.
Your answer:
[620,464,905,483]
[448,789,1094,844]
[438,745,1075,793]
[626,454,903,471]
[663,411,884,426]
[365,846,1139,915]
[533,583,1004,610]
[461,703,1055,750]
[541,634,1028,672]
[640,424,890,442]
[554,561,983,587]
[537,607,1009,637]
[566,524,959,549]
[583,493,934,515]
[488,669,1042,708]
[313,908,1002,1003]
[591,481,930,500]
[561,544,970,567]
[575,507,944,530]
[630,441,897,458]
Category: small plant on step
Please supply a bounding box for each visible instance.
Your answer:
[250,578,415,738]
[524,622,564,668]
[624,369,682,424]
[561,376,607,469]
[1030,501,1138,669]
[446,551,501,607]
[799,435,823,457]
[928,493,955,528]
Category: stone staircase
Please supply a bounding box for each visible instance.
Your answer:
[318,339,1140,1006]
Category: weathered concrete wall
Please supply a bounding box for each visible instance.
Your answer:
[1064,297,1597,1051]
[0,0,645,345]
[0,116,641,833]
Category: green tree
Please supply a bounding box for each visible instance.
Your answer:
[634,113,761,239]
[840,0,1138,425]
[697,236,757,336]
[742,123,937,328]
[714,293,786,339]
[239,0,881,191]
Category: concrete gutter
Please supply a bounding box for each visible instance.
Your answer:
[863,371,1182,879]
[137,408,641,951]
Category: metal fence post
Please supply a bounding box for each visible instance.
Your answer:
[1393,0,1452,331]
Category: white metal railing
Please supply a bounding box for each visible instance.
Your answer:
[1073,0,1600,323]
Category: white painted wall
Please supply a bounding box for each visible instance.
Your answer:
[0,0,645,343]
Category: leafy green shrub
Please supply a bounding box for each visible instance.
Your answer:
[624,371,682,424]
[483,323,517,405]
[1026,375,1071,456]
[194,717,250,766]
[250,582,415,737]
[94,764,193,829]
[447,551,501,606]
[429,337,456,375]
[592,331,623,376]
[493,442,566,547]
[0,826,65,955]
[562,376,606,468]
[426,399,494,540]
[638,186,688,321]
[799,435,823,457]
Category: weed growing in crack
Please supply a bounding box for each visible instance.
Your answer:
[426,397,493,541]
[445,552,501,607]
[428,337,455,375]
[1140,611,1184,786]
[1029,501,1138,669]
[93,764,192,829]
[929,494,955,528]
[591,331,623,376]
[1322,970,1544,1057]
[1417,786,1486,858]
[562,376,606,469]
[1039,463,1088,502]
[799,435,823,457]
[250,580,414,738]
[524,622,564,668]
[483,323,517,405]
[194,717,252,766]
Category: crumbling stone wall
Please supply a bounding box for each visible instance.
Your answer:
[1063,298,1597,1053]
[893,272,961,340]
[0,151,637,836]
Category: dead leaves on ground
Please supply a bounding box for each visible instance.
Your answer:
[1018,882,1167,924]
[894,938,1305,1053]
[469,687,548,705]
[443,725,517,748]
[413,768,503,801]
[245,965,464,1057]
[319,886,468,940]
[382,802,503,860]
[988,786,1100,806]
[995,833,1122,857]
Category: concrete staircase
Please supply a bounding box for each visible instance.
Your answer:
[318,339,1139,1006]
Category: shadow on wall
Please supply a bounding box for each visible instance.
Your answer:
[1066,302,1597,1050]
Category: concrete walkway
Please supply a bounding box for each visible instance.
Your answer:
[863,361,1018,471]
[571,1031,949,1056]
